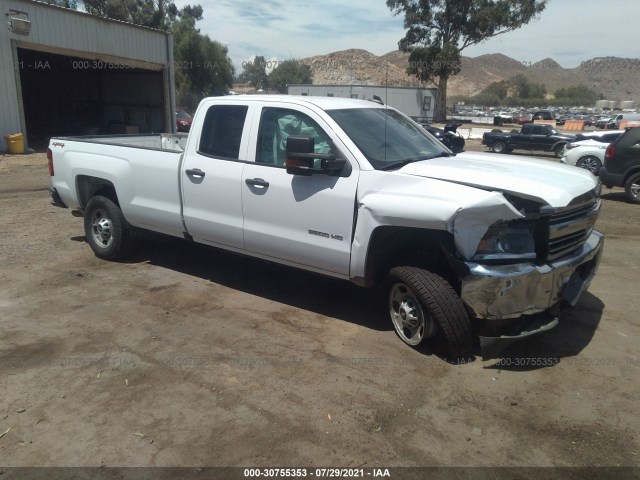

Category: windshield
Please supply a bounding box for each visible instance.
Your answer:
[327,107,447,170]
[176,110,191,119]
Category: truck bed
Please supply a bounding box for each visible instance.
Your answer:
[49,134,186,237]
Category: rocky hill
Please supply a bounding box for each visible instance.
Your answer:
[300,50,640,101]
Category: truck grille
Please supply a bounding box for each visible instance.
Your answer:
[541,194,600,262]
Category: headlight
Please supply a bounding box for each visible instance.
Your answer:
[473,222,536,261]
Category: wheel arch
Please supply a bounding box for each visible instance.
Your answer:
[363,226,461,292]
[76,175,119,209]
[551,140,568,152]
[623,166,640,185]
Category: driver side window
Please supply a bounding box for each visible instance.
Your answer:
[256,108,332,166]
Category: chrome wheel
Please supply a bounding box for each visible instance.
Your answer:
[577,156,601,174]
[389,282,437,346]
[90,208,113,249]
[624,173,640,205]
[492,141,507,154]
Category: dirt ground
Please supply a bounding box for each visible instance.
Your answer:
[0,144,639,473]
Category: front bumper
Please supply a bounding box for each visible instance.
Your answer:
[460,230,604,321]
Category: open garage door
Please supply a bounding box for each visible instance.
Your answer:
[17,47,167,149]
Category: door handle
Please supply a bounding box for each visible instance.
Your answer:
[186,168,205,178]
[245,178,269,188]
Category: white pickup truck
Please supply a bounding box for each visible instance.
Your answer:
[48,96,604,358]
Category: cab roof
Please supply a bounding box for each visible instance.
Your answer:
[204,94,385,111]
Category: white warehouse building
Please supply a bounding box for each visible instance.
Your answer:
[0,0,176,151]
[287,84,437,122]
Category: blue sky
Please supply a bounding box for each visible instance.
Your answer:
[174,0,640,73]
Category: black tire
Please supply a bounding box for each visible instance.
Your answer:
[491,141,508,154]
[624,172,640,204]
[554,144,565,158]
[387,267,472,358]
[84,195,137,260]
[576,155,602,175]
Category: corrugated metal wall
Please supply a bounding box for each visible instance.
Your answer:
[0,0,171,150]
[0,3,21,146]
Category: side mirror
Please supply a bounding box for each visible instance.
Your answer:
[285,135,347,176]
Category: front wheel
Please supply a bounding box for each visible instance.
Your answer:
[624,173,640,204]
[554,144,565,158]
[576,155,602,175]
[491,141,508,154]
[84,195,137,260]
[387,267,472,358]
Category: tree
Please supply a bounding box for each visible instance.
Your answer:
[554,84,599,104]
[268,60,313,93]
[510,74,546,99]
[387,0,547,121]
[80,1,233,107]
[172,15,234,106]
[481,80,509,100]
[82,0,160,28]
[239,56,269,90]
[42,0,78,7]
[81,1,199,30]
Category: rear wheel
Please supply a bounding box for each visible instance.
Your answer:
[624,173,640,204]
[387,267,472,358]
[491,141,508,154]
[84,195,137,259]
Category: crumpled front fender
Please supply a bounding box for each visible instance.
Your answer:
[349,172,524,282]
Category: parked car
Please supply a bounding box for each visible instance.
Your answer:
[595,117,612,129]
[609,113,640,129]
[572,130,625,143]
[532,110,553,121]
[482,123,574,157]
[600,127,640,204]
[48,95,604,358]
[493,112,513,125]
[513,112,532,125]
[176,109,192,132]
[560,131,625,174]
[561,141,607,175]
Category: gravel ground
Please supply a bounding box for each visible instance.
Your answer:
[0,146,638,474]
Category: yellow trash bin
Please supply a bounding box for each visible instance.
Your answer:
[4,133,25,154]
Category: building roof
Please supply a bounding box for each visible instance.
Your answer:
[288,84,437,91]
[24,0,167,34]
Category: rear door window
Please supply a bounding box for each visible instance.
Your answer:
[198,105,249,159]
[616,127,640,148]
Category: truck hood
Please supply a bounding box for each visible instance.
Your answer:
[399,151,598,207]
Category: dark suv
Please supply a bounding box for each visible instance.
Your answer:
[600,127,640,204]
